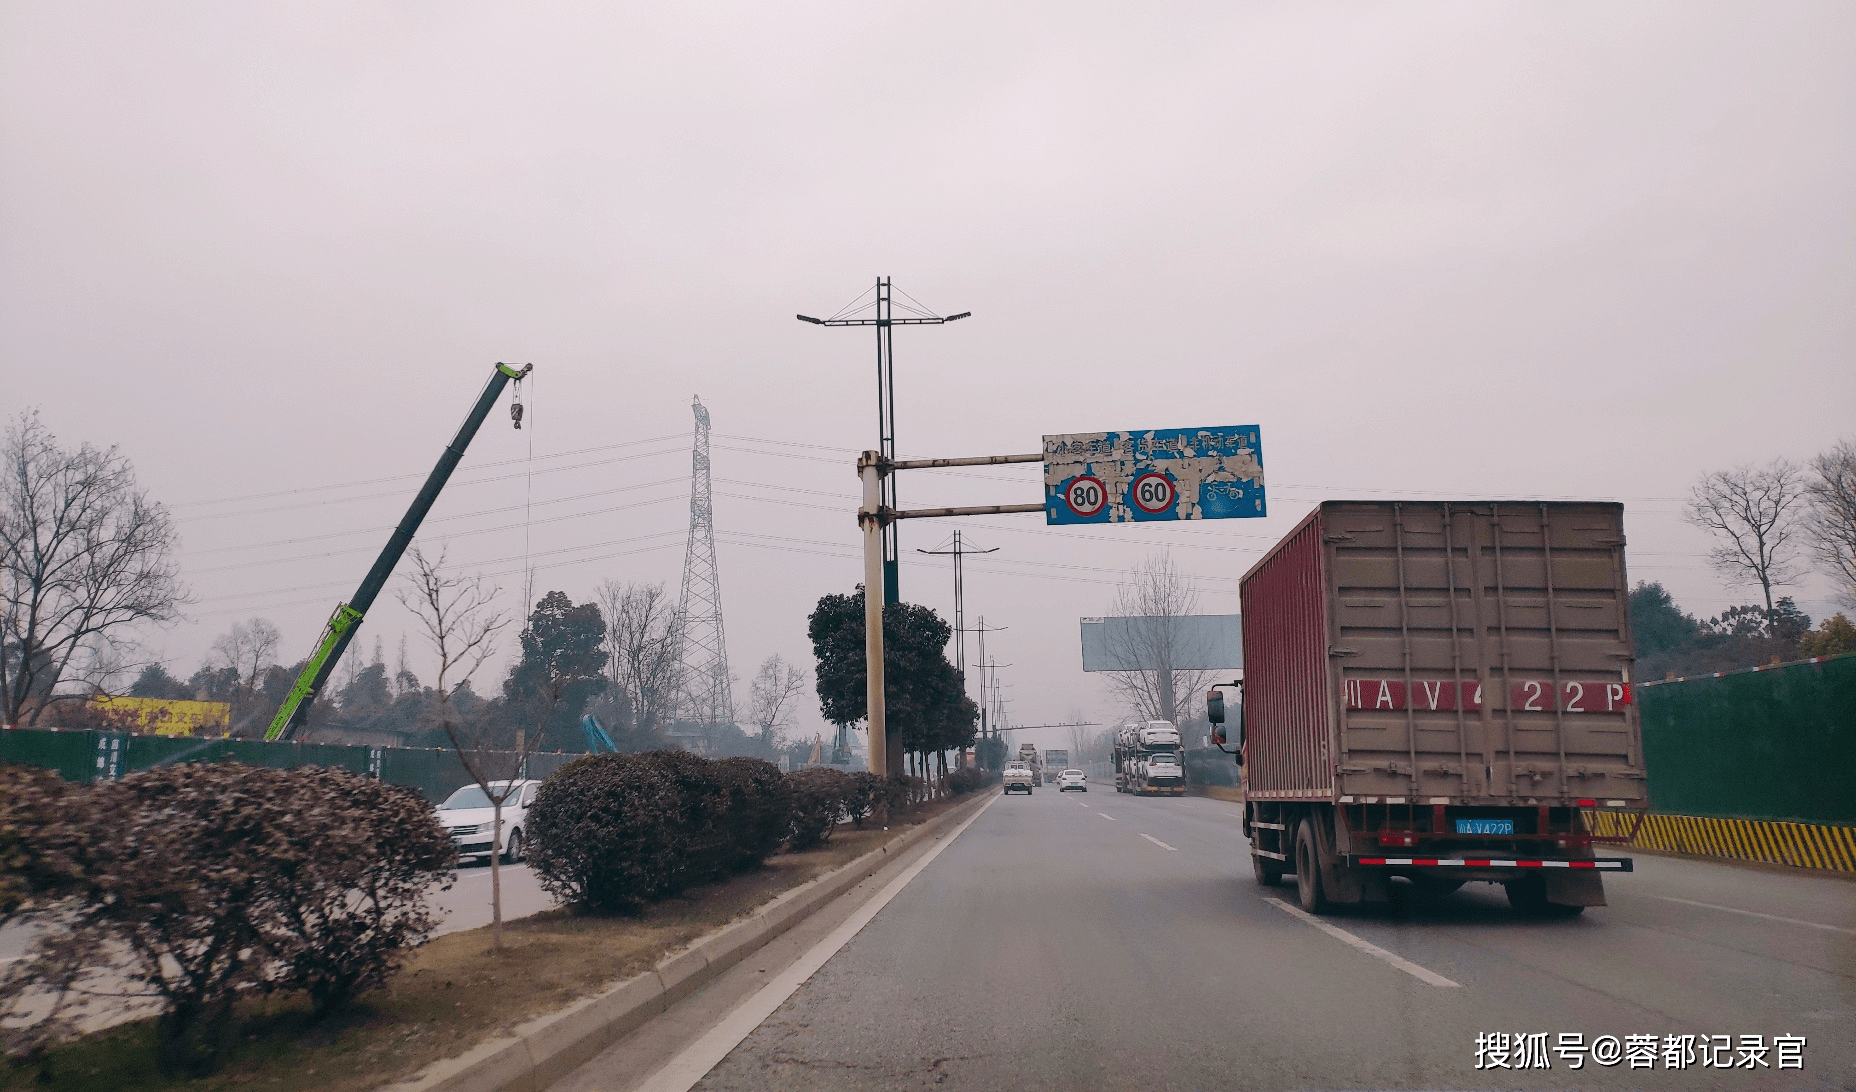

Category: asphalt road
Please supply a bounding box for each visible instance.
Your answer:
[562,787,1856,1092]
[432,858,557,936]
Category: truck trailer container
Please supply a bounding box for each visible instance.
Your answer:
[1235,501,1646,916]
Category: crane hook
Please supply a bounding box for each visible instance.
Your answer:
[510,379,524,429]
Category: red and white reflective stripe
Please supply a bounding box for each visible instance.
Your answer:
[1357,857,1627,870]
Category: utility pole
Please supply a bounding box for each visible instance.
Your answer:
[917,530,998,693]
[800,279,969,606]
[970,617,1009,745]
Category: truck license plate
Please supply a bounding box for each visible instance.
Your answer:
[1456,818,1514,835]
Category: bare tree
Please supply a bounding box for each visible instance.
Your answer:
[210,618,280,726]
[595,579,684,741]
[1806,440,1856,608]
[1099,554,1218,726]
[0,412,186,727]
[1686,458,1809,616]
[398,546,532,950]
[747,653,808,748]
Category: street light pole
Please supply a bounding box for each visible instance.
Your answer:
[799,278,969,606]
[859,450,888,777]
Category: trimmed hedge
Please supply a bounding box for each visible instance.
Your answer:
[529,754,940,913]
[528,751,791,912]
[0,762,453,1076]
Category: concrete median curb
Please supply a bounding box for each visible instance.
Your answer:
[386,790,994,1092]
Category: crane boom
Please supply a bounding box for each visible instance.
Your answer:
[265,361,532,741]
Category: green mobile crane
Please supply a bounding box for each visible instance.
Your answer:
[265,362,532,742]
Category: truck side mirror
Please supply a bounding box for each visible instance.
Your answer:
[1206,691,1225,724]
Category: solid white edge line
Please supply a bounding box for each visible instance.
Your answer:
[633,796,997,1092]
[1139,833,1179,851]
[1653,896,1856,936]
[1265,898,1461,988]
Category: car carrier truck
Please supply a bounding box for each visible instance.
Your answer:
[1113,719,1186,796]
[1219,501,1646,917]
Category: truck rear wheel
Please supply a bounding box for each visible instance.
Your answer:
[1294,819,1330,914]
[1252,853,1285,887]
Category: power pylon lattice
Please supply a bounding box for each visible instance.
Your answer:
[678,396,734,729]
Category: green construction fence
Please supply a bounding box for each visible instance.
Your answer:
[1637,652,1855,825]
[0,728,585,804]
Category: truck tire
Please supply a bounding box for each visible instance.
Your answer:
[1505,876,1584,917]
[1252,853,1285,887]
[1294,819,1330,914]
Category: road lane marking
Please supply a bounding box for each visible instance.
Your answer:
[1098,812,1117,821]
[634,797,996,1092]
[1652,896,1856,936]
[1140,834,1178,851]
[1265,898,1461,988]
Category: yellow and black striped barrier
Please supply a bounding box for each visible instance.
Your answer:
[1584,810,1856,873]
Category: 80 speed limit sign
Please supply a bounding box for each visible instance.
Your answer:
[1063,475,1108,518]
[1130,472,1177,514]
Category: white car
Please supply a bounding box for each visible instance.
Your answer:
[1056,769,1088,792]
[437,779,541,865]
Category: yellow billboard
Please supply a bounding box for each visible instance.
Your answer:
[89,696,230,736]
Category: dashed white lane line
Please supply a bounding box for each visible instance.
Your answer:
[1098,812,1118,821]
[1140,834,1178,851]
[1653,896,1856,935]
[633,796,996,1092]
[1265,898,1461,988]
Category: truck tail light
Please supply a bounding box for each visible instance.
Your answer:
[1378,832,1419,847]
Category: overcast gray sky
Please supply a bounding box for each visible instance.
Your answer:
[4,2,1852,753]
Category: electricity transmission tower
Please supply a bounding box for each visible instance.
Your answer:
[799,278,969,605]
[678,395,734,732]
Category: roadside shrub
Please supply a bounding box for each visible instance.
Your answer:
[634,749,732,892]
[527,754,683,912]
[785,767,854,850]
[944,766,992,795]
[885,773,926,814]
[711,757,791,870]
[0,762,454,1077]
[261,767,455,1018]
[0,763,82,924]
[844,771,886,829]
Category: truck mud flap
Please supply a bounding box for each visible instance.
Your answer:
[1347,856,1633,871]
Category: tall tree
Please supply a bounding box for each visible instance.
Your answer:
[1628,581,1698,659]
[1099,554,1217,725]
[0,412,186,726]
[399,546,535,950]
[594,579,684,741]
[503,591,607,750]
[210,618,280,721]
[807,587,976,776]
[1686,458,1808,616]
[1806,439,1856,608]
[747,653,808,748]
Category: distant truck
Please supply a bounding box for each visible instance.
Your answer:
[1113,719,1185,796]
[1016,743,1044,786]
[1223,501,1646,917]
[1003,762,1035,795]
[1044,749,1069,777]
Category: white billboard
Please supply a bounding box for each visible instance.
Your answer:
[1079,615,1242,672]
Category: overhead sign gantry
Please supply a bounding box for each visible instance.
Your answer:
[854,424,1267,775]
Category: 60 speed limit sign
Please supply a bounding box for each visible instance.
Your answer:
[1130,472,1177,514]
[1063,475,1108,518]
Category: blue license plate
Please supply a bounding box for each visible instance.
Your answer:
[1456,818,1514,835]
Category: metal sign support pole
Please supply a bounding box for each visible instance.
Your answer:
[859,450,888,776]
